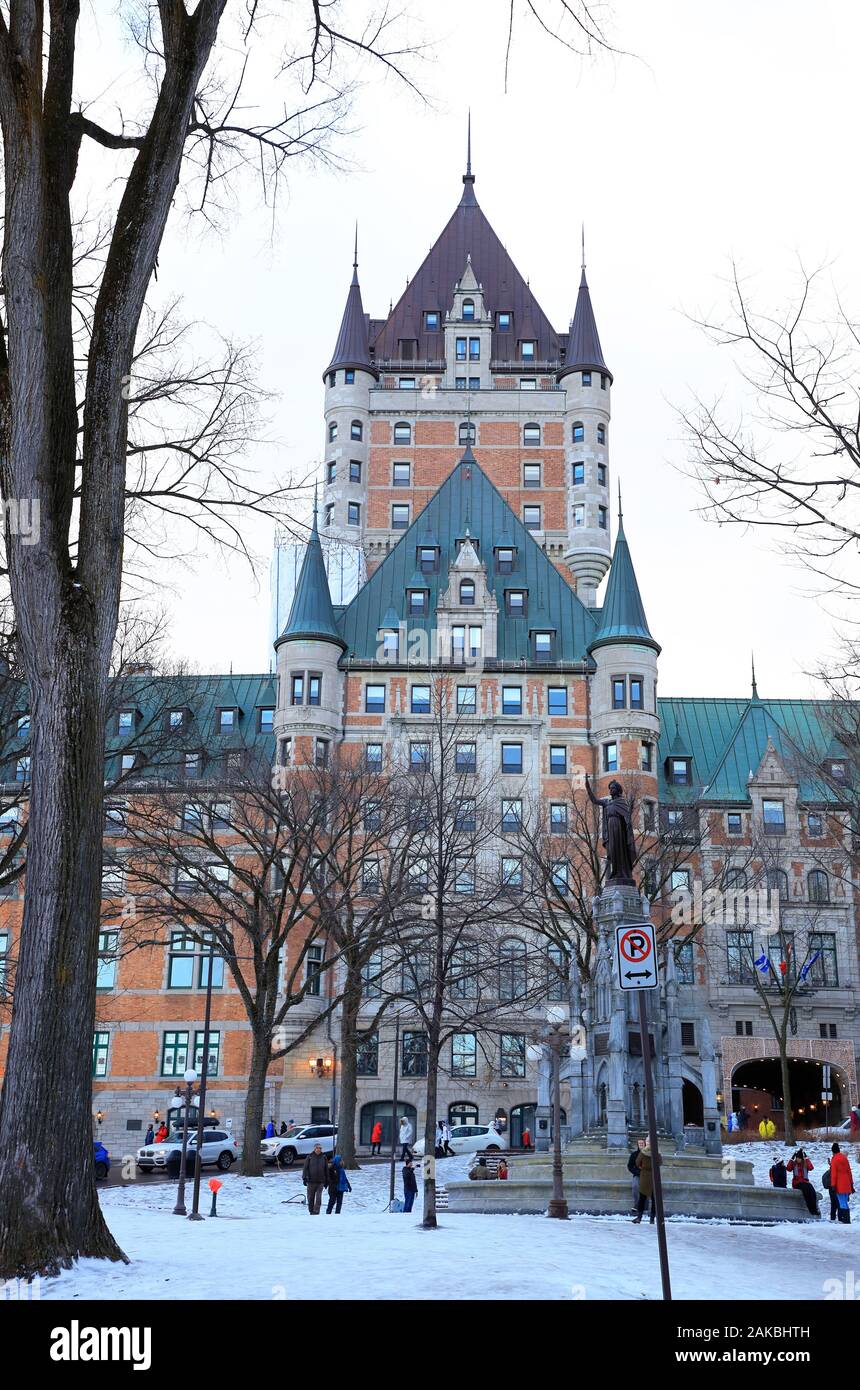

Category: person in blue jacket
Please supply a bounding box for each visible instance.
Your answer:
[326,1154,352,1215]
[402,1158,418,1213]
[265,1118,275,1139]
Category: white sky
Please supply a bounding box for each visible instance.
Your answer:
[82,0,860,694]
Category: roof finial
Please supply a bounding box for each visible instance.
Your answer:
[353,222,358,272]
[751,651,759,700]
[466,108,472,178]
[581,222,586,272]
[461,110,476,201]
[617,479,623,527]
[313,481,319,526]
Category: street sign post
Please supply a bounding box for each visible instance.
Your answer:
[613,918,671,1301]
[614,921,658,991]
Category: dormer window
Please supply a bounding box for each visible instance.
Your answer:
[497,311,512,331]
[424,311,440,331]
[520,340,536,361]
[462,299,475,321]
[167,709,186,732]
[459,421,476,445]
[394,422,411,444]
[381,629,399,662]
[532,630,555,663]
[455,537,479,556]
[218,708,237,734]
[762,799,786,835]
[408,589,428,617]
[459,579,475,606]
[505,589,527,618]
[495,547,517,574]
[668,757,691,786]
[418,546,440,574]
[827,759,847,782]
[259,707,275,733]
[117,710,135,735]
[523,423,541,446]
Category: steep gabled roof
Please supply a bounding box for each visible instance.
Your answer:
[325,243,377,379]
[589,516,659,654]
[277,509,346,650]
[371,175,562,363]
[335,453,598,663]
[558,266,611,381]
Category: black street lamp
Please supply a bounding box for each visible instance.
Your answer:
[172,1067,199,1216]
[189,937,217,1221]
[545,1005,569,1221]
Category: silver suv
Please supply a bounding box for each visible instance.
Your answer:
[137,1127,238,1172]
[261,1123,337,1168]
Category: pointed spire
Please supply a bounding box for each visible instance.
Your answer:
[460,109,477,207]
[324,233,378,380]
[276,506,346,650]
[617,479,623,527]
[558,245,611,382]
[751,653,760,702]
[589,511,660,655]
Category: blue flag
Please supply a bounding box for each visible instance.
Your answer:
[754,952,771,974]
[799,951,821,982]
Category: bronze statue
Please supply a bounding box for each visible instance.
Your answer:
[585,774,637,886]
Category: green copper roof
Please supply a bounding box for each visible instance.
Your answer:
[277,509,346,650]
[589,517,659,654]
[335,453,599,664]
[658,696,847,804]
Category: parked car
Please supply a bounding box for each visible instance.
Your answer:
[413,1123,504,1158]
[261,1123,337,1168]
[94,1140,111,1179]
[804,1116,853,1140]
[136,1127,238,1173]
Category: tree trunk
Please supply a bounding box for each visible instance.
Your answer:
[779,1034,795,1146]
[421,1035,441,1229]
[240,1030,272,1176]
[0,647,126,1276]
[338,979,362,1169]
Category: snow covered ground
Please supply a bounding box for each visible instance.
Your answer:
[40,1144,859,1302]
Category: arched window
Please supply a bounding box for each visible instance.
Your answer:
[499,937,527,1002]
[449,1101,479,1127]
[725,868,747,889]
[767,868,789,901]
[360,1100,417,1149]
[597,423,606,445]
[350,419,363,441]
[572,421,584,443]
[808,869,830,903]
[328,421,337,442]
[523,422,540,446]
[393,421,411,444]
[459,421,476,445]
[459,579,475,606]
[462,298,475,320]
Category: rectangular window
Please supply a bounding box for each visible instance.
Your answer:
[502,685,522,716]
[501,855,524,890]
[161,1030,189,1078]
[348,501,361,526]
[452,1033,477,1078]
[521,341,536,361]
[362,952,383,1000]
[670,758,691,785]
[454,798,476,832]
[807,812,823,836]
[410,740,430,768]
[573,504,585,529]
[505,589,527,618]
[572,461,585,485]
[411,685,431,715]
[305,942,324,997]
[452,626,466,664]
[398,378,416,389]
[365,684,385,713]
[356,1032,379,1076]
[727,812,743,836]
[501,743,523,774]
[324,503,334,528]
[218,708,235,733]
[762,799,786,834]
[455,336,467,361]
[307,675,321,707]
[366,743,382,771]
[550,802,568,833]
[402,1031,428,1077]
[582,370,592,386]
[603,742,618,773]
[551,860,569,894]
[102,864,124,898]
[808,933,838,987]
[349,459,362,483]
[456,742,477,774]
[425,310,439,331]
[498,311,512,330]
[96,931,118,990]
[681,1021,696,1048]
[392,461,411,487]
[675,942,695,984]
[418,546,439,574]
[549,745,567,775]
[727,930,755,985]
[469,337,480,361]
[643,800,656,832]
[597,463,607,486]
[640,740,653,772]
[520,377,537,390]
[523,462,541,488]
[456,685,476,714]
[629,678,643,710]
[198,939,225,989]
[291,674,304,706]
[168,932,196,988]
[194,1029,220,1077]
[612,677,626,709]
[259,706,275,733]
[345,369,355,383]
[598,506,608,530]
[523,505,541,531]
[391,504,409,530]
[500,1033,526,1078]
[496,547,516,574]
[407,588,427,616]
[117,710,134,734]
[326,459,336,485]
[315,739,329,769]
[533,631,555,663]
[92,1031,110,1078]
[454,857,475,894]
[362,858,381,893]
[501,799,522,832]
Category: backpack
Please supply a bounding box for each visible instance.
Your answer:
[822,1169,831,1190]
[627,1151,639,1175]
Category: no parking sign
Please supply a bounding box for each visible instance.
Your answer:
[614,921,658,990]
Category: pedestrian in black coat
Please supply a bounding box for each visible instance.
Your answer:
[402,1159,418,1213]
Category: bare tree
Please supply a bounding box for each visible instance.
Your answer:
[679,264,860,601]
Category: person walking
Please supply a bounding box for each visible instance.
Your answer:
[325,1154,352,1215]
[370,1120,383,1156]
[399,1117,413,1162]
[442,1121,454,1157]
[628,1139,643,1211]
[786,1148,820,1216]
[522,1126,532,1151]
[829,1143,855,1225]
[302,1143,329,1215]
[402,1158,418,1213]
[144,1124,155,1146]
[435,1120,445,1158]
[633,1140,662,1224]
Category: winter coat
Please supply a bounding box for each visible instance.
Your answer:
[758,1118,775,1139]
[302,1151,329,1185]
[522,1129,531,1148]
[769,1160,787,1188]
[469,1164,492,1180]
[402,1164,418,1195]
[636,1150,661,1199]
[787,1155,814,1188]
[154,1126,168,1143]
[327,1156,352,1195]
[399,1121,413,1145]
[371,1122,383,1144]
[265,1121,275,1139]
[830,1151,855,1197]
[144,1128,155,1146]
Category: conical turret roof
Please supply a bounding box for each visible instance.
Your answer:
[324,237,378,380]
[559,266,611,381]
[276,507,346,650]
[589,514,659,654]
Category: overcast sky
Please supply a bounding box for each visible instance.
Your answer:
[85,0,860,695]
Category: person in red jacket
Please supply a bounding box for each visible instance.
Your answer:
[370,1120,383,1157]
[521,1126,532,1151]
[787,1148,819,1216]
[829,1143,855,1225]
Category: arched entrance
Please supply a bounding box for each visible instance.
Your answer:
[731,1058,848,1134]
[682,1079,704,1126]
[360,1100,417,1149]
[510,1102,567,1147]
[449,1101,478,1127]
